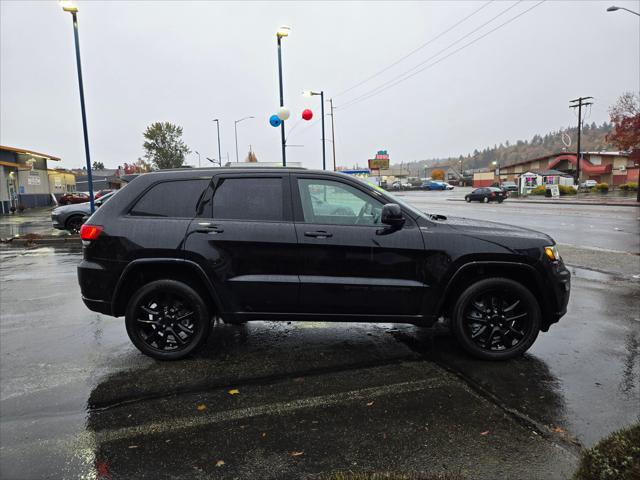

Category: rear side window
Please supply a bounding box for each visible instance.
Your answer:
[212,177,283,221]
[130,179,209,217]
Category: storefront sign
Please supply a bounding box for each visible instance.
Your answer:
[27,172,41,185]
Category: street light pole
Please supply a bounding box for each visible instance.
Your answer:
[276,26,290,166]
[303,90,326,170]
[607,5,640,16]
[328,98,337,171]
[234,116,254,163]
[195,151,201,168]
[212,119,222,167]
[606,6,640,202]
[61,1,95,213]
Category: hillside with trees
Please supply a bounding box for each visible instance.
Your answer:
[403,122,615,175]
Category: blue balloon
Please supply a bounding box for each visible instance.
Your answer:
[269,114,282,127]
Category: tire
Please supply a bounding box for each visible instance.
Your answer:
[465,196,471,202]
[497,199,504,203]
[482,197,489,203]
[451,278,541,360]
[125,279,211,360]
[66,215,85,233]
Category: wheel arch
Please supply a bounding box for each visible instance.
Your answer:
[111,259,223,317]
[437,261,554,330]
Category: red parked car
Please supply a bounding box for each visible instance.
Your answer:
[95,189,114,199]
[58,192,89,205]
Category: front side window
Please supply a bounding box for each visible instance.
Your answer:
[212,177,283,221]
[297,178,382,225]
[130,179,209,217]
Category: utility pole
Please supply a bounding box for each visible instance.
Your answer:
[569,96,593,186]
[328,98,337,170]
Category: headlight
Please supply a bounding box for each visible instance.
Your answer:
[544,245,560,261]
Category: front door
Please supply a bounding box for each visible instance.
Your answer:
[292,174,426,317]
[184,174,299,315]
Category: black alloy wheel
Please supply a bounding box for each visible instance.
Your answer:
[452,278,540,360]
[125,280,210,360]
[66,215,84,233]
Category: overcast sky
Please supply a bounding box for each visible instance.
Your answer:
[1,0,638,170]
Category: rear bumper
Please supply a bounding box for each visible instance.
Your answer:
[77,259,119,316]
[81,296,112,315]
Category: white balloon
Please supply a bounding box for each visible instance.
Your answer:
[277,107,290,121]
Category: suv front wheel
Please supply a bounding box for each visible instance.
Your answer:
[125,279,210,360]
[451,278,541,360]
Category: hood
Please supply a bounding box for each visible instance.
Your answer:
[53,202,91,215]
[440,215,553,247]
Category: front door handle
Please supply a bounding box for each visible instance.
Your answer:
[304,230,333,238]
[196,223,224,234]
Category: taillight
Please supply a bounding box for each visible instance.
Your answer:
[491,192,496,197]
[80,224,103,241]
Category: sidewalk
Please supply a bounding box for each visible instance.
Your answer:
[448,196,639,207]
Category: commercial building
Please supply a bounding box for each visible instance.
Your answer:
[0,145,68,213]
[75,168,125,193]
[473,151,638,188]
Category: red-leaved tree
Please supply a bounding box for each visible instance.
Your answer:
[606,92,640,151]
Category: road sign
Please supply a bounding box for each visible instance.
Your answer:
[368,158,389,170]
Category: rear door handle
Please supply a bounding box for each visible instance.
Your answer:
[196,222,224,234]
[304,230,333,238]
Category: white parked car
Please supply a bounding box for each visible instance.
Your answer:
[581,180,597,188]
[443,182,455,190]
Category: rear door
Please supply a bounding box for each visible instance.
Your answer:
[184,173,299,314]
[292,174,426,317]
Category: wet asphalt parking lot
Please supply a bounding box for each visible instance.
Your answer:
[1,192,639,479]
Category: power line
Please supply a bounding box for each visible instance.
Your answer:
[337,0,524,109]
[338,0,545,112]
[334,0,494,98]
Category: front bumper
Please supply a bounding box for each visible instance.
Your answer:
[541,259,571,330]
[51,213,64,229]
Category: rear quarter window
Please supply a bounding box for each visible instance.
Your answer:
[130,179,210,218]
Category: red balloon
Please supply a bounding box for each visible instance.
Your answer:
[302,109,313,121]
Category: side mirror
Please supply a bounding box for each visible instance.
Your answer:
[380,203,405,229]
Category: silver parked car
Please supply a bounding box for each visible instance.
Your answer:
[51,191,115,233]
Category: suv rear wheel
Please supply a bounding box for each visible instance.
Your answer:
[125,279,210,360]
[451,278,540,360]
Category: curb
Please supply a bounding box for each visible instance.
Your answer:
[447,198,639,207]
[1,236,80,247]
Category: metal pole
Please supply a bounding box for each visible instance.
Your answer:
[277,35,286,166]
[329,98,336,171]
[215,120,222,167]
[320,91,326,170]
[71,12,94,213]
[234,121,239,163]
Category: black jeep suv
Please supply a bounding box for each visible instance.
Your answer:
[77,168,570,361]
